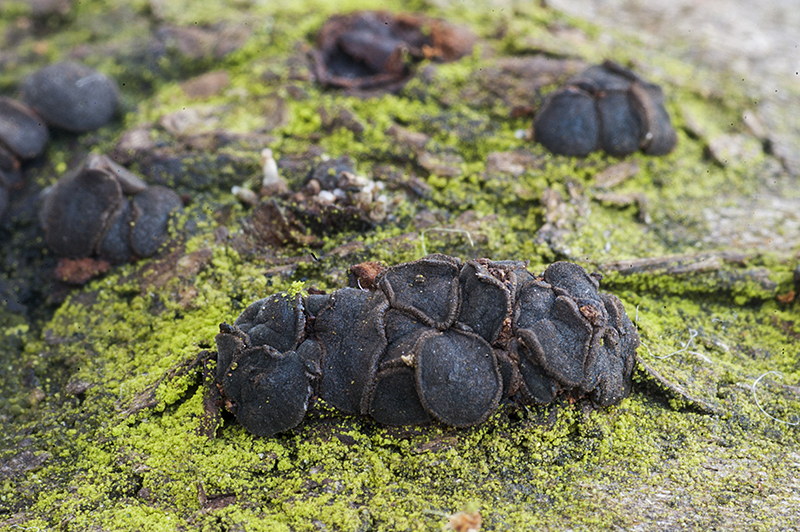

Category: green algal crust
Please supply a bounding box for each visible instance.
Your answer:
[1,0,799,530]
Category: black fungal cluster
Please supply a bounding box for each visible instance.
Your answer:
[39,154,183,263]
[533,61,677,157]
[0,61,119,219]
[215,255,640,437]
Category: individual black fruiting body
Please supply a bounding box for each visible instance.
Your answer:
[214,255,639,437]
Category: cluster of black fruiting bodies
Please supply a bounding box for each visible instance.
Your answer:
[214,255,640,437]
[39,154,183,264]
[533,60,677,157]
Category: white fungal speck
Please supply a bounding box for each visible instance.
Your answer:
[232,186,259,206]
[317,190,336,205]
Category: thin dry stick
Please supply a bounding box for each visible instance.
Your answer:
[752,371,800,426]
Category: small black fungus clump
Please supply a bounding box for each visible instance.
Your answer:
[22,62,119,133]
[0,97,49,160]
[313,10,476,93]
[215,255,639,437]
[0,97,49,219]
[39,154,183,264]
[533,60,677,157]
[1,62,120,220]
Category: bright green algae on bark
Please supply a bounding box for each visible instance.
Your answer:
[1,0,799,530]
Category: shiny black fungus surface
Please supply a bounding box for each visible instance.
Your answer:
[214,255,640,437]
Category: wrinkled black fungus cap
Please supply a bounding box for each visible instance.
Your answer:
[130,186,183,257]
[222,345,312,437]
[458,259,517,343]
[97,198,133,264]
[313,11,475,93]
[314,288,388,414]
[533,87,600,157]
[514,279,593,389]
[414,329,502,427]
[378,254,461,330]
[41,167,123,259]
[369,365,431,426]
[234,293,306,353]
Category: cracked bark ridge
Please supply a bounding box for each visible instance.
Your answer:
[214,256,639,437]
[533,60,677,157]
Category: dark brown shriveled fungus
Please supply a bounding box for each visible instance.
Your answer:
[313,11,476,93]
[214,255,640,437]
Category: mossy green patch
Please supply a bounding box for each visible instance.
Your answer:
[3,225,798,531]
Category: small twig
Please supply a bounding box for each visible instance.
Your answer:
[635,354,722,415]
[752,371,800,426]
